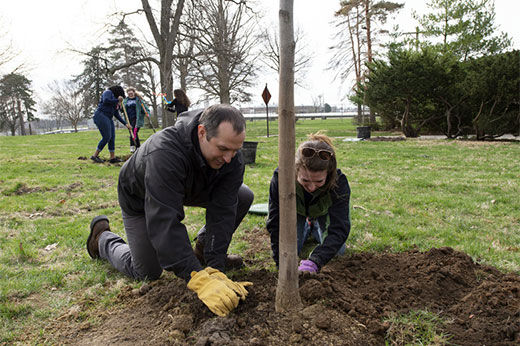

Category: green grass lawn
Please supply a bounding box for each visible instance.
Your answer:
[0,118,519,342]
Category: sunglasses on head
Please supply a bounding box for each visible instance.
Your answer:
[301,147,334,160]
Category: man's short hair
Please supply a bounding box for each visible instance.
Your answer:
[199,104,246,140]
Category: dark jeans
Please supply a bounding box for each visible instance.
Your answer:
[93,113,115,153]
[98,183,254,280]
[296,214,346,257]
[128,117,140,147]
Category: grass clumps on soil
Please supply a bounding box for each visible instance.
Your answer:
[384,309,453,345]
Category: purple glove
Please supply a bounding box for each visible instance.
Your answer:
[298,259,318,273]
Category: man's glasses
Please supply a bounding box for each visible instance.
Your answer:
[301,147,334,161]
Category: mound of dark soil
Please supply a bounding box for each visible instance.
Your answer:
[48,247,519,345]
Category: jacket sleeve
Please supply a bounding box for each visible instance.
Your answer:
[143,149,203,281]
[136,99,148,128]
[266,170,280,266]
[309,174,351,268]
[203,161,245,270]
[113,107,127,125]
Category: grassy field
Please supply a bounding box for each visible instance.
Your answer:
[0,118,519,343]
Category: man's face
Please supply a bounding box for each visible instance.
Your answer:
[198,121,246,169]
[297,167,327,193]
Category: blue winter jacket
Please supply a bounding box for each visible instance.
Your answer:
[94,90,127,125]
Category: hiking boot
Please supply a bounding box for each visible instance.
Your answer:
[194,238,244,270]
[91,155,104,163]
[86,215,110,259]
[109,157,123,164]
[130,146,136,153]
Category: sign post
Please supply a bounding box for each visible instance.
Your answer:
[262,84,272,137]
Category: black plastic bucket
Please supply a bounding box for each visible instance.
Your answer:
[357,126,371,139]
[241,141,258,164]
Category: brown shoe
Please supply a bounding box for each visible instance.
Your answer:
[87,215,110,259]
[194,238,244,270]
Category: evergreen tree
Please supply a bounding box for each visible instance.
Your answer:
[73,46,111,117]
[107,21,148,91]
[0,73,36,136]
[415,0,511,60]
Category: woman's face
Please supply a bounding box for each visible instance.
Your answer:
[127,90,135,98]
[296,167,327,193]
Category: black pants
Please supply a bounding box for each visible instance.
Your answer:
[129,117,141,147]
[195,184,254,243]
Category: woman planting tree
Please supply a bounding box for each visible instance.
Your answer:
[91,85,132,163]
[266,132,351,273]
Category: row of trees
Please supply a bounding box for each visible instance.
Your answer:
[43,0,263,130]
[331,0,517,138]
[2,0,315,135]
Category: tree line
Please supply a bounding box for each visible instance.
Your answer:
[1,0,517,138]
[333,0,518,139]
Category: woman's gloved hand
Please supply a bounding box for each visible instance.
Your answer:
[203,267,253,300]
[187,269,240,316]
[298,259,318,273]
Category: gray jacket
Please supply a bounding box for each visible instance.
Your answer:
[117,109,245,280]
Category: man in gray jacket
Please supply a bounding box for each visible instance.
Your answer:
[86,104,254,316]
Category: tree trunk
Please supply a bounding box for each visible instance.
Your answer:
[276,0,302,313]
[159,59,174,127]
[141,0,184,128]
[364,2,376,124]
[17,99,26,136]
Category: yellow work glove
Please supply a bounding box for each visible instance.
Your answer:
[187,269,239,316]
[203,267,253,300]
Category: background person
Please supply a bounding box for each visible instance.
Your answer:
[123,87,150,153]
[266,132,351,274]
[166,88,190,116]
[91,85,132,163]
[86,104,254,316]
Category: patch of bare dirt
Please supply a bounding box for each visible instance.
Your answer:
[41,246,519,345]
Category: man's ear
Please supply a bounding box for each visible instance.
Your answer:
[197,124,206,140]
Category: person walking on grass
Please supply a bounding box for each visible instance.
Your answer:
[266,132,351,274]
[123,87,150,153]
[86,104,254,316]
[91,85,132,163]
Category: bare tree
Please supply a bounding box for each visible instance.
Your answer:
[260,26,313,87]
[189,0,259,104]
[330,1,366,120]
[42,80,89,132]
[141,59,161,128]
[173,0,198,92]
[0,17,18,72]
[140,0,185,127]
[276,0,302,313]
[330,0,403,123]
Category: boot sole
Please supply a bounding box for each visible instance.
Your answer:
[87,215,109,259]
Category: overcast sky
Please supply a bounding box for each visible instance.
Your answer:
[0,0,518,114]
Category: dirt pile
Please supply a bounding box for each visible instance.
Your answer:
[49,247,519,345]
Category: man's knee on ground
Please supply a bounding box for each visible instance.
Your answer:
[239,184,254,207]
[136,268,162,281]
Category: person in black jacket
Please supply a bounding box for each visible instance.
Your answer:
[86,104,254,316]
[166,88,190,116]
[266,132,351,274]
